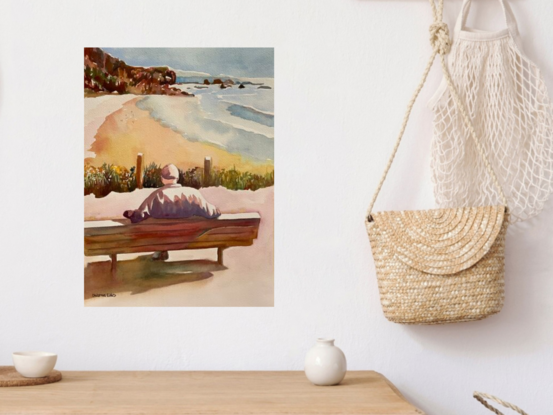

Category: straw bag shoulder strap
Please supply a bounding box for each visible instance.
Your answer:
[366,0,508,221]
[474,392,529,415]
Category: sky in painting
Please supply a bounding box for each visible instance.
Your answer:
[103,48,274,78]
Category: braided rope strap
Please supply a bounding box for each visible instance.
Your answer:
[474,392,529,415]
[366,0,507,221]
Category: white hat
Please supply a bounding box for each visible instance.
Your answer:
[161,164,179,180]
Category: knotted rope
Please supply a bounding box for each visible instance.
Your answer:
[366,0,507,221]
[474,392,529,415]
[429,22,451,55]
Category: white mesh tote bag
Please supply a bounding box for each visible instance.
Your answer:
[429,0,553,222]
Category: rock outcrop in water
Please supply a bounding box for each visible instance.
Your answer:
[84,48,193,96]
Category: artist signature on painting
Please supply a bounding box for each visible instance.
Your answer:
[92,293,117,298]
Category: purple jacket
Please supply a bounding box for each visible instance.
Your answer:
[124,184,221,223]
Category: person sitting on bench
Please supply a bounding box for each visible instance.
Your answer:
[123,163,221,260]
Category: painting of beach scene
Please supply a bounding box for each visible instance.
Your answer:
[84,48,274,307]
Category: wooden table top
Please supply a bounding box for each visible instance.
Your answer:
[0,371,424,415]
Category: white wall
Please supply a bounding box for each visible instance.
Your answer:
[1,0,552,413]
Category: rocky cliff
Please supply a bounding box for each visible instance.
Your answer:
[84,48,192,96]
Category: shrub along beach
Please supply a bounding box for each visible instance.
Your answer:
[84,162,274,198]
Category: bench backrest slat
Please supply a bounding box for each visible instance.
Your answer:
[84,213,261,256]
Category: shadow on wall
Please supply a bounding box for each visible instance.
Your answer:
[403,198,553,357]
[84,257,225,299]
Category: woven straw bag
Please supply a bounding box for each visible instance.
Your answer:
[474,392,528,415]
[365,0,509,324]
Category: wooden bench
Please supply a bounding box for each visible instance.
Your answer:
[85,213,260,276]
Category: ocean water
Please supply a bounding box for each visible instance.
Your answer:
[135,82,274,164]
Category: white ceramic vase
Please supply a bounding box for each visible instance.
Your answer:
[304,338,347,386]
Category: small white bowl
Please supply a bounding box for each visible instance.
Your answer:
[12,352,57,378]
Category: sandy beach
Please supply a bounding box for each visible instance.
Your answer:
[85,95,274,174]
[84,95,137,159]
[84,186,274,307]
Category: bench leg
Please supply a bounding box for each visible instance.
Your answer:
[110,254,117,280]
[217,247,225,265]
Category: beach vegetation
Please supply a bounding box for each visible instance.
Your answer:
[84,164,137,198]
[85,162,274,198]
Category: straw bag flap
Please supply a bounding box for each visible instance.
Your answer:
[367,205,505,275]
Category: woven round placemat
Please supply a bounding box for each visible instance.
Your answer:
[0,366,62,387]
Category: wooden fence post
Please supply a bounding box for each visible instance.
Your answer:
[136,153,143,189]
[204,156,212,185]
